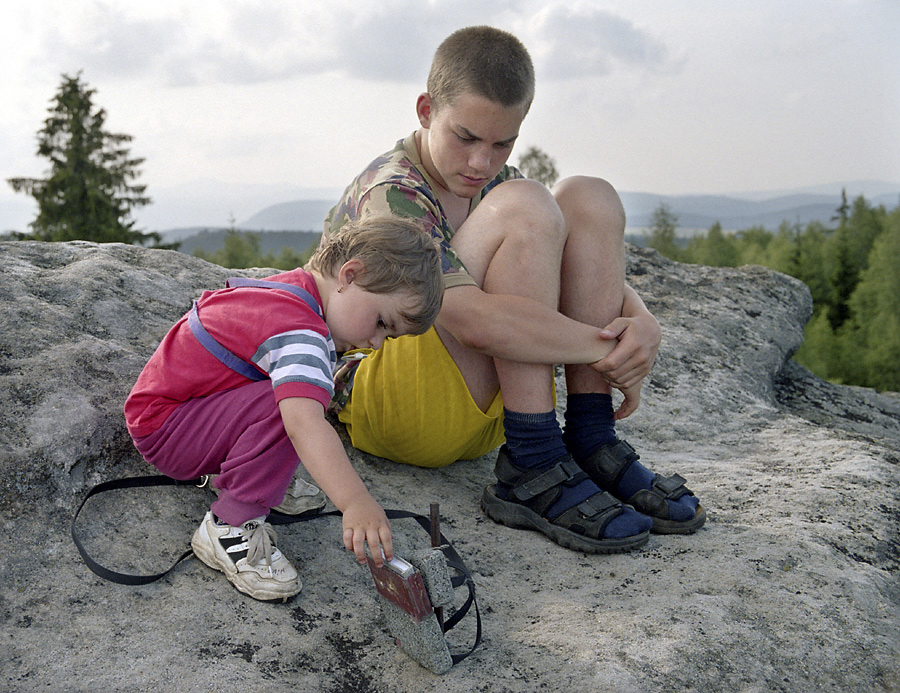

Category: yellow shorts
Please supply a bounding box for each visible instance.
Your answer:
[338,327,505,467]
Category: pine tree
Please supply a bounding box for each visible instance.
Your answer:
[831,187,850,224]
[8,72,156,245]
[827,223,855,329]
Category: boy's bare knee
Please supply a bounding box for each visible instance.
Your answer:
[553,175,626,233]
[483,178,566,244]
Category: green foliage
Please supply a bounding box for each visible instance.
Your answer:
[649,194,899,392]
[793,310,844,382]
[843,208,900,391]
[193,228,320,270]
[517,146,559,188]
[647,202,682,261]
[684,222,740,267]
[7,72,161,246]
[792,221,834,311]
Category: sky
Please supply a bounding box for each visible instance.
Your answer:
[2,0,899,230]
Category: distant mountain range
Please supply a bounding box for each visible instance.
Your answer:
[158,199,335,245]
[619,188,900,233]
[3,179,897,249]
[154,180,899,249]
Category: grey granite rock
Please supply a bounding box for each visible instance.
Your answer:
[1,240,898,692]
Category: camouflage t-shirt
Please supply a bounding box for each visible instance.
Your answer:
[323,131,523,289]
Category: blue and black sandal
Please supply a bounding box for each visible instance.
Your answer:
[577,440,707,535]
[481,447,650,554]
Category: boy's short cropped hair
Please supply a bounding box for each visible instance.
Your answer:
[307,216,444,335]
[427,25,535,113]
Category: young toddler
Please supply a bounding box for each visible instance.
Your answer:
[124,216,443,601]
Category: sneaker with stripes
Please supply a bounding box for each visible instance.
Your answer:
[190,511,301,602]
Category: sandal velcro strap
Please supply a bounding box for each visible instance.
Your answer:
[575,492,623,526]
[628,473,694,518]
[580,439,641,489]
[496,457,584,503]
[653,473,690,498]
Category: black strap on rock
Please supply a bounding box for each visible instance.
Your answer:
[71,475,204,585]
[71,475,482,664]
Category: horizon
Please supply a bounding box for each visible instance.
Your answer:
[2,177,899,235]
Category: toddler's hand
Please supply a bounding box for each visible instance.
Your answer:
[341,495,393,567]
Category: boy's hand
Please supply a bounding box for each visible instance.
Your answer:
[278,397,394,568]
[611,382,642,420]
[593,311,661,389]
[341,495,393,567]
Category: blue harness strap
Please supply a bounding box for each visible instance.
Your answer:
[188,302,268,381]
[187,277,324,381]
[225,277,322,317]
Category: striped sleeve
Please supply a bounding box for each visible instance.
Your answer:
[251,329,336,398]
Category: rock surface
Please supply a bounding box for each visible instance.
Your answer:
[1,240,898,692]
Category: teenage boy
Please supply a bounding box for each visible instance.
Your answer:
[324,26,705,554]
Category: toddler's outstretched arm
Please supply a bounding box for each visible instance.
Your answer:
[278,397,393,567]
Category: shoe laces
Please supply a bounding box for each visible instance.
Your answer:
[242,519,278,570]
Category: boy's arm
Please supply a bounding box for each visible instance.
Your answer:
[593,284,661,390]
[437,284,660,414]
[277,397,393,567]
[436,284,620,366]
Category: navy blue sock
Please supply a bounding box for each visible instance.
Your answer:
[501,409,650,535]
[562,393,618,461]
[619,461,699,521]
[562,396,698,522]
[502,408,568,471]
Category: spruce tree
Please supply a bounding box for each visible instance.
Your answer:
[8,72,155,245]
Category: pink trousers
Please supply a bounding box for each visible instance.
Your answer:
[131,380,300,526]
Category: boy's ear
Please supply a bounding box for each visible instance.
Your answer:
[416,93,434,128]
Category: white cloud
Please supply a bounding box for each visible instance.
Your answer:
[20,0,680,88]
[526,4,672,80]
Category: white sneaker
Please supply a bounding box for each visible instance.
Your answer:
[191,512,301,602]
[201,470,326,516]
[275,472,327,516]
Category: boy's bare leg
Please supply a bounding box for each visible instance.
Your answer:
[437,178,564,413]
[444,178,652,550]
[553,176,625,397]
[551,176,706,534]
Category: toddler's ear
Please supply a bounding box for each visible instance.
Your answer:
[338,258,366,286]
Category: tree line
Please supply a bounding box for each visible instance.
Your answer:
[191,224,319,270]
[646,194,900,392]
